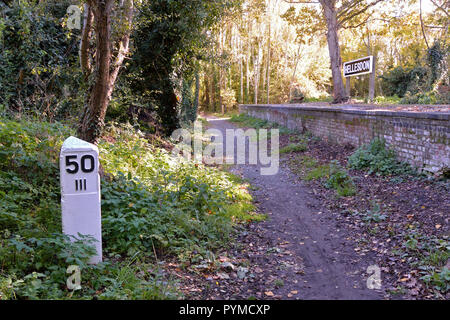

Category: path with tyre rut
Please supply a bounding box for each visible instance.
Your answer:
[205,114,383,300]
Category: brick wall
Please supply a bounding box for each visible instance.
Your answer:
[240,104,450,175]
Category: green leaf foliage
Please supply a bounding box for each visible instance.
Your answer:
[348,138,415,176]
[0,118,257,299]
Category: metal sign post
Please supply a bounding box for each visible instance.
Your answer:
[60,136,102,264]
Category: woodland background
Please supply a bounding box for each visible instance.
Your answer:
[0,0,448,137]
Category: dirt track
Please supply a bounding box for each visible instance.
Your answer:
[205,115,383,300]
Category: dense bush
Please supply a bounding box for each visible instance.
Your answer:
[0,118,257,299]
[0,1,81,119]
[380,40,449,104]
[380,66,428,98]
[348,138,415,176]
[125,0,236,134]
[324,161,356,197]
[400,91,437,105]
[99,124,255,257]
[373,95,402,105]
[0,119,99,299]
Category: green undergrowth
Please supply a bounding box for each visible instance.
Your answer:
[289,155,356,197]
[374,95,402,105]
[0,118,259,299]
[279,143,307,154]
[395,232,449,296]
[348,137,417,176]
[229,113,293,135]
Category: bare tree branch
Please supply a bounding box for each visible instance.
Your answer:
[341,15,370,29]
[420,0,430,49]
[430,0,449,17]
[337,0,361,18]
[338,0,384,28]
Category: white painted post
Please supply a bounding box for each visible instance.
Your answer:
[60,136,102,264]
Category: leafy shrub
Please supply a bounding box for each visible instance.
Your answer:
[99,122,256,234]
[421,267,450,293]
[0,1,82,119]
[0,119,74,238]
[0,119,100,299]
[400,91,437,105]
[0,233,97,299]
[280,143,307,154]
[0,118,257,299]
[304,164,330,181]
[127,0,235,134]
[379,41,448,105]
[380,66,428,98]
[426,41,446,86]
[357,202,387,223]
[324,160,356,197]
[400,234,449,295]
[291,156,356,197]
[101,173,234,257]
[374,95,402,105]
[348,138,414,176]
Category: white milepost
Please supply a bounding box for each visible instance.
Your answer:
[60,136,102,264]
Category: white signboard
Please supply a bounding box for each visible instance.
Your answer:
[343,56,373,77]
[60,136,102,264]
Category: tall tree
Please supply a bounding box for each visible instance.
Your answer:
[283,0,383,103]
[78,0,134,143]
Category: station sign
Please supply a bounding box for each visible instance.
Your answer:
[343,56,373,77]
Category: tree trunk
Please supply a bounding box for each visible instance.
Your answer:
[194,72,200,119]
[368,55,376,102]
[212,62,217,112]
[260,37,264,100]
[320,0,348,103]
[254,37,262,104]
[78,0,114,144]
[78,0,133,144]
[289,45,301,102]
[345,77,351,97]
[219,68,223,114]
[219,29,223,113]
[80,4,93,80]
[246,44,250,104]
[419,0,430,50]
[240,39,244,104]
[205,74,211,110]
